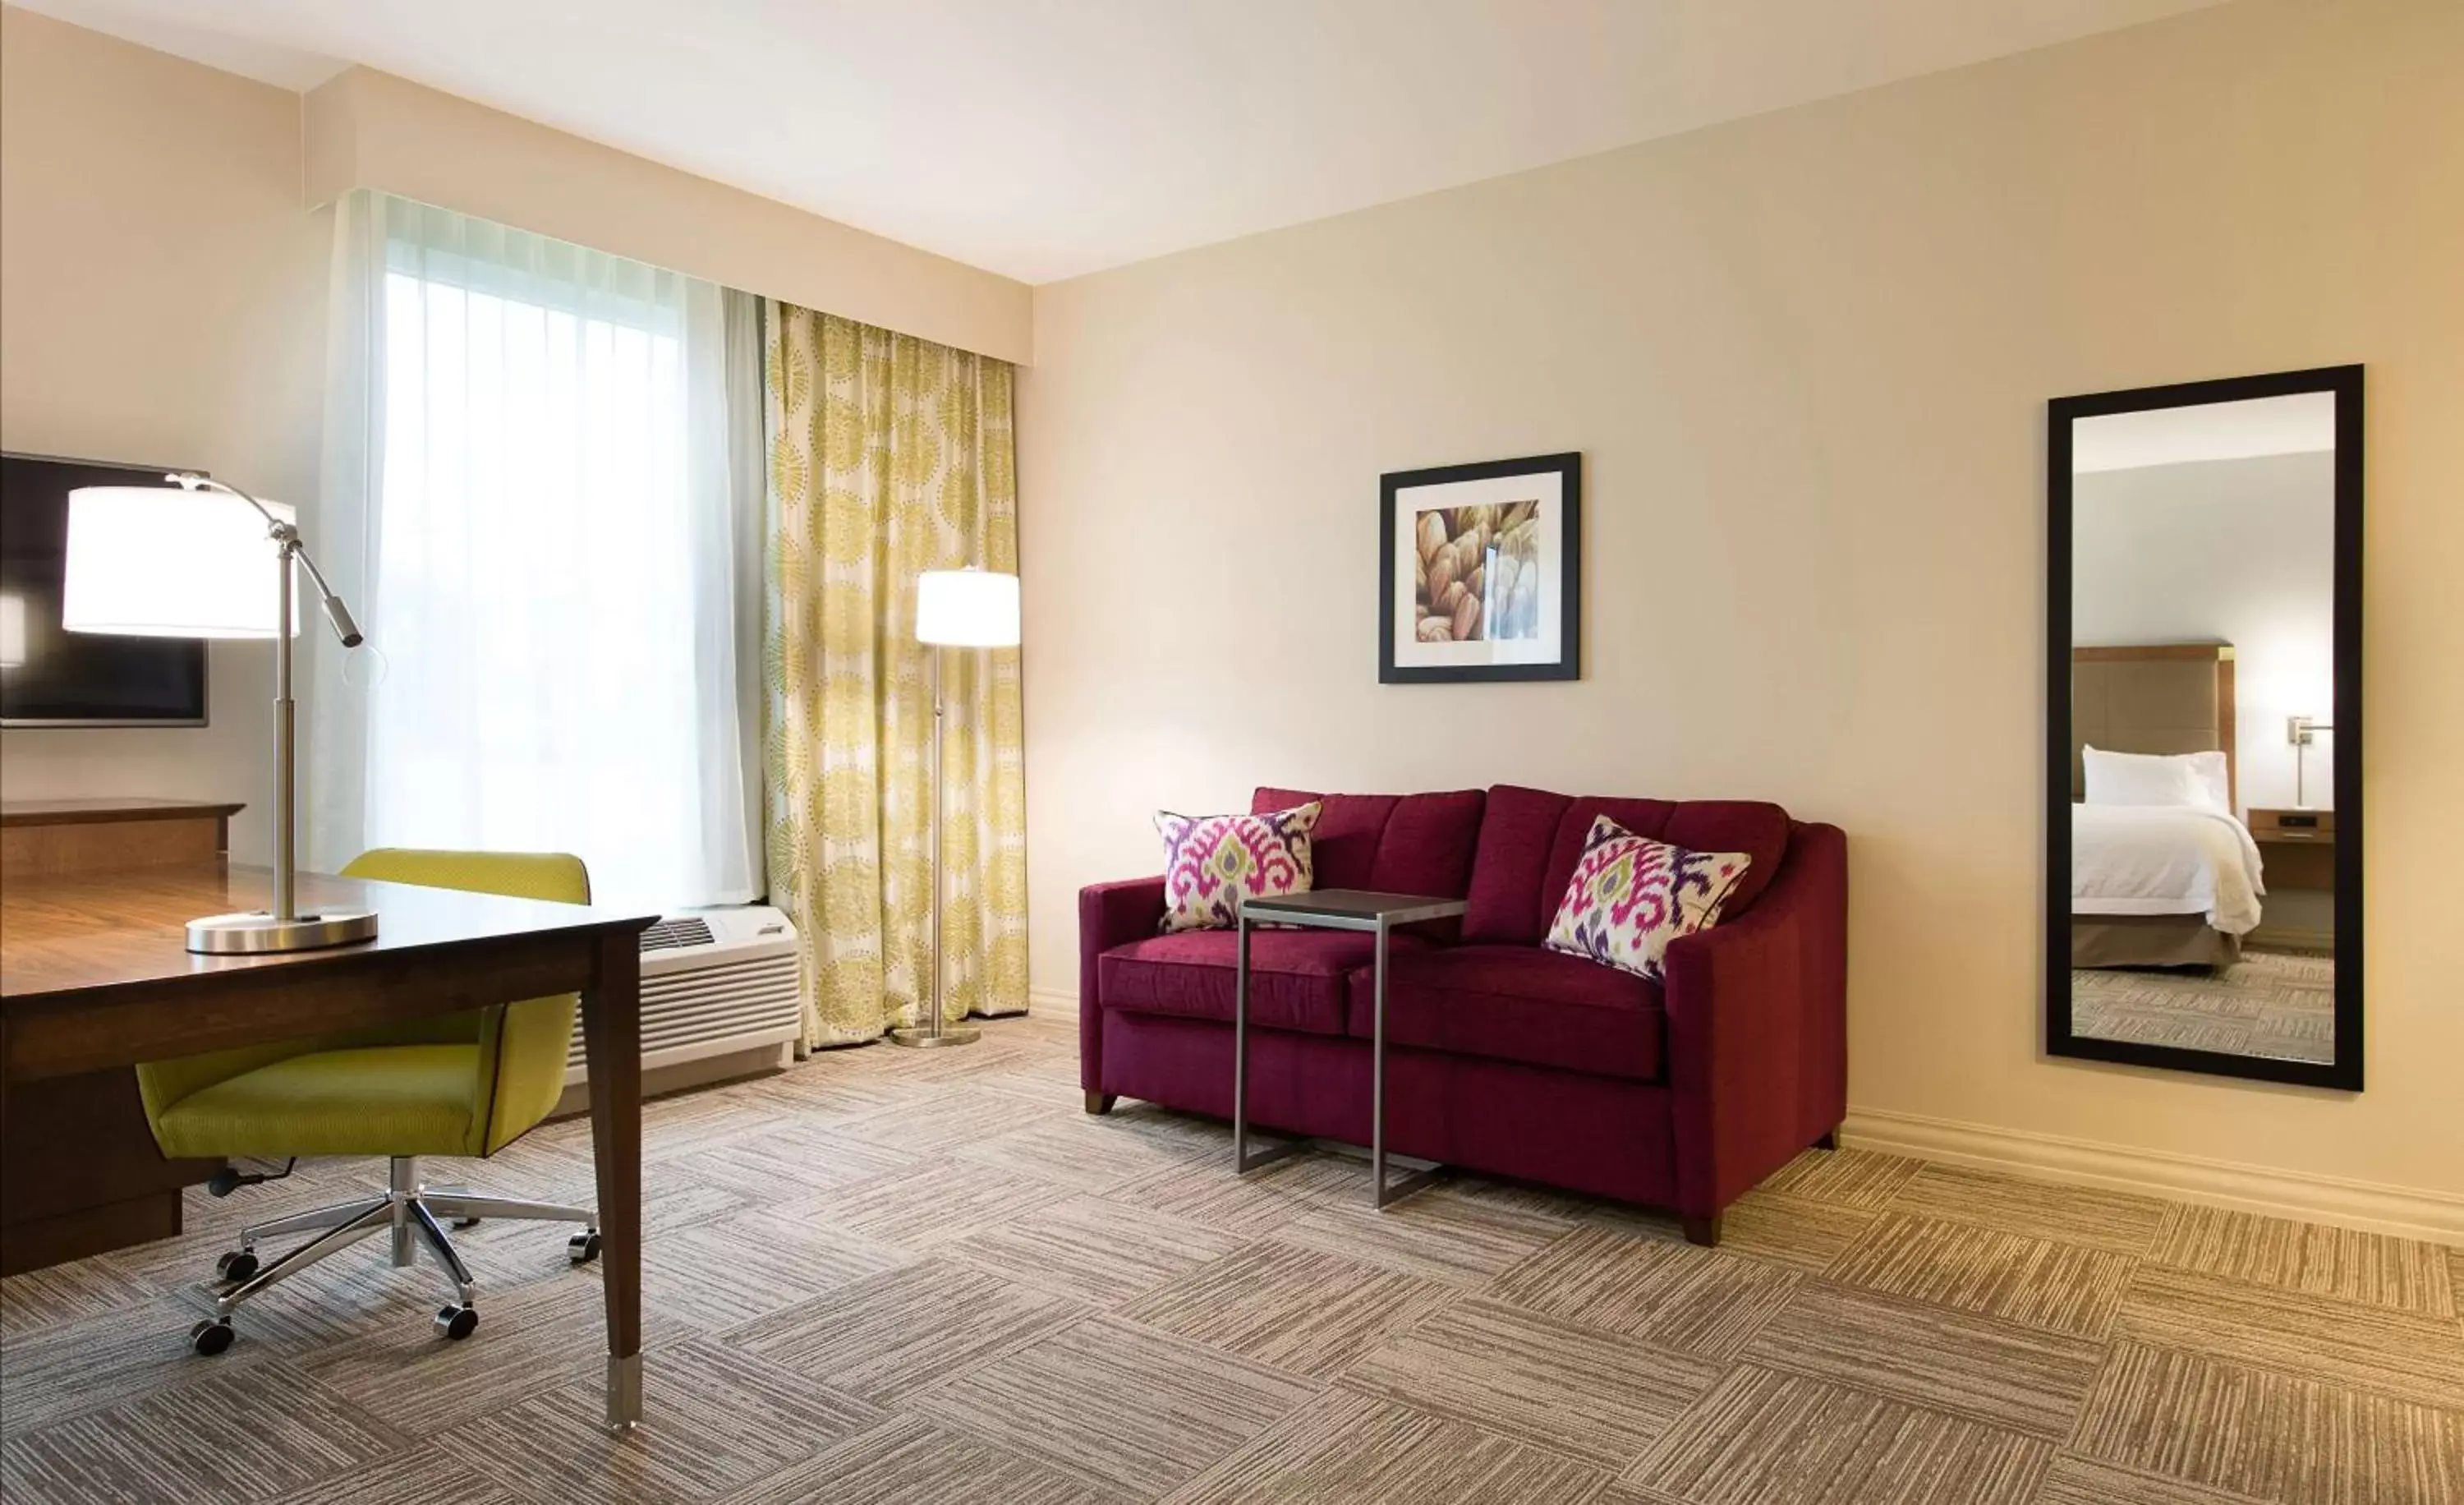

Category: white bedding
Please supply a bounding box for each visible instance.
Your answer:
[2072,804,2266,936]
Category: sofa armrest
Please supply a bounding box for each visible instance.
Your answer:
[1078,877,1165,1091]
[1659,822,1847,1218]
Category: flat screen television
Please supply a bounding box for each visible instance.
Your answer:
[1,452,210,727]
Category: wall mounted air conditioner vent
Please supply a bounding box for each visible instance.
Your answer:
[562,905,802,1085]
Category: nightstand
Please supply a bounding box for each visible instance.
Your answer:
[2247,808,2336,892]
[2247,808,2336,953]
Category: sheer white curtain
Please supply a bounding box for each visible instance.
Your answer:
[310,191,760,910]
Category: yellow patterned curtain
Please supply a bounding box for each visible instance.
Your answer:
[764,303,1030,1046]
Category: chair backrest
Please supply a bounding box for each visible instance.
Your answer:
[339,848,592,1153]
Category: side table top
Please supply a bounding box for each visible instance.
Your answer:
[1239,889,1469,930]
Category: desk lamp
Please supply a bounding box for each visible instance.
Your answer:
[63,476,376,953]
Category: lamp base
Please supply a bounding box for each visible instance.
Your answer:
[888,1024,981,1049]
[186,909,379,955]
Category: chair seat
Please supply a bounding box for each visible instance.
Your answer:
[150,1044,485,1160]
[1099,929,1425,1036]
[1347,944,1666,1082]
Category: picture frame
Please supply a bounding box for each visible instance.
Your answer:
[1378,451,1581,683]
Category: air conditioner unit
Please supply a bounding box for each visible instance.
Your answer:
[561,905,802,1086]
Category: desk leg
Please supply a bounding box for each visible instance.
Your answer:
[582,932,643,1433]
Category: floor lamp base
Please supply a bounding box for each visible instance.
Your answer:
[889,1024,981,1049]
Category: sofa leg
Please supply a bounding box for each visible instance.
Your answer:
[1084,1091,1116,1116]
[1681,1214,1722,1248]
[1814,1130,1837,1151]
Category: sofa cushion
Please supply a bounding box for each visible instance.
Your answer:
[1253,789,1396,891]
[1100,929,1423,1036]
[1345,943,1665,1083]
[1465,785,1791,945]
[1542,816,1754,982]
[1156,803,1322,932]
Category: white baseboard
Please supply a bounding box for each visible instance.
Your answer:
[1028,986,1079,1018]
[1844,1106,2464,1247]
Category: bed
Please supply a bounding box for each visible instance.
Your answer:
[2070,644,2264,969]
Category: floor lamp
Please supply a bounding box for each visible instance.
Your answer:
[891,567,1020,1049]
[62,476,376,954]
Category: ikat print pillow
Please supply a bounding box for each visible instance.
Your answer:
[1542,815,1752,982]
[1154,803,1322,933]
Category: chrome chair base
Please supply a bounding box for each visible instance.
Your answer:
[191,1155,597,1355]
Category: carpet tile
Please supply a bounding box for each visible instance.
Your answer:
[2067,1342,2464,1505]
[1115,1238,1457,1379]
[2147,1204,2457,1317]
[1164,1385,1614,1505]
[728,1256,1081,1402]
[1624,1365,2054,1505]
[1737,1281,2105,1438]
[1342,1296,1725,1470]
[1825,1212,2138,1338]
[2112,1264,2464,1411]
[1490,1224,1800,1359]
[1753,1146,1925,1209]
[0,1360,402,1505]
[2,1013,2453,1505]
[1882,1162,2171,1256]
[943,1193,1247,1308]
[925,1314,1317,1498]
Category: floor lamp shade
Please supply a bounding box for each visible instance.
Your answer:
[915,568,1020,647]
[63,486,299,638]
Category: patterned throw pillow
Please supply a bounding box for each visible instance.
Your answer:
[1154,803,1322,933]
[1543,815,1752,982]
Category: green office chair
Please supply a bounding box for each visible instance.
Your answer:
[140,849,604,1356]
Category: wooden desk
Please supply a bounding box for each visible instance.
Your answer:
[0,861,656,1430]
[2,798,247,878]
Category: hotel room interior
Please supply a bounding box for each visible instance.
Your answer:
[0,1,2455,1501]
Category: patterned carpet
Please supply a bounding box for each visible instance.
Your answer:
[2071,949,2338,1064]
[4,1011,2458,1505]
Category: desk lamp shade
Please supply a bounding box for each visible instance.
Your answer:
[63,486,297,638]
[915,568,1019,647]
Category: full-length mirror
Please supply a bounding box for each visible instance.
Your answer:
[2048,366,2361,1089]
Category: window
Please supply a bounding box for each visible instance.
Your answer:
[317,194,759,912]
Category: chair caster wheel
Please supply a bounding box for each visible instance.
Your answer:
[214,1250,259,1282]
[434,1305,479,1341]
[191,1319,236,1356]
[453,1217,482,1230]
[568,1230,601,1264]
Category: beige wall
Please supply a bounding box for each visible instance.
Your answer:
[1019,0,2464,1203]
[0,7,328,863]
[301,67,1032,366]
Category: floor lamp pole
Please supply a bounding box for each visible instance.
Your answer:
[892,644,980,1048]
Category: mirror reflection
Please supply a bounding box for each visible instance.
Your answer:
[2066,390,2338,1068]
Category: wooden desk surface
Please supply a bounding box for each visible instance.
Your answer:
[3,861,645,1006]
[1,798,248,828]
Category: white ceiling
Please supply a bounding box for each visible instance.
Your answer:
[16,0,2224,283]
[2073,393,2338,474]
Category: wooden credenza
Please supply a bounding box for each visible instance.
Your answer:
[0,798,241,1273]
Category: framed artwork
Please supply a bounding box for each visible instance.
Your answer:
[1378,451,1581,683]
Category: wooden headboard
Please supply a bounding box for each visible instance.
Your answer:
[2071,643,2236,809]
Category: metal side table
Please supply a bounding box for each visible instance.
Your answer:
[1232,889,1468,1209]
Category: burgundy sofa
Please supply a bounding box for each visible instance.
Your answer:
[1078,784,1847,1244]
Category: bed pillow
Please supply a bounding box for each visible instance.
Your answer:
[1542,815,1752,982]
[2082,746,2223,809]
[1154,802,1322,933]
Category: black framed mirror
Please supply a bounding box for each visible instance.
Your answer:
[2047,366,2361,1090]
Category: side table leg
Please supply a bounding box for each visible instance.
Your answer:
[1232,906,1304,1176]
[1372,916,1444,1210]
